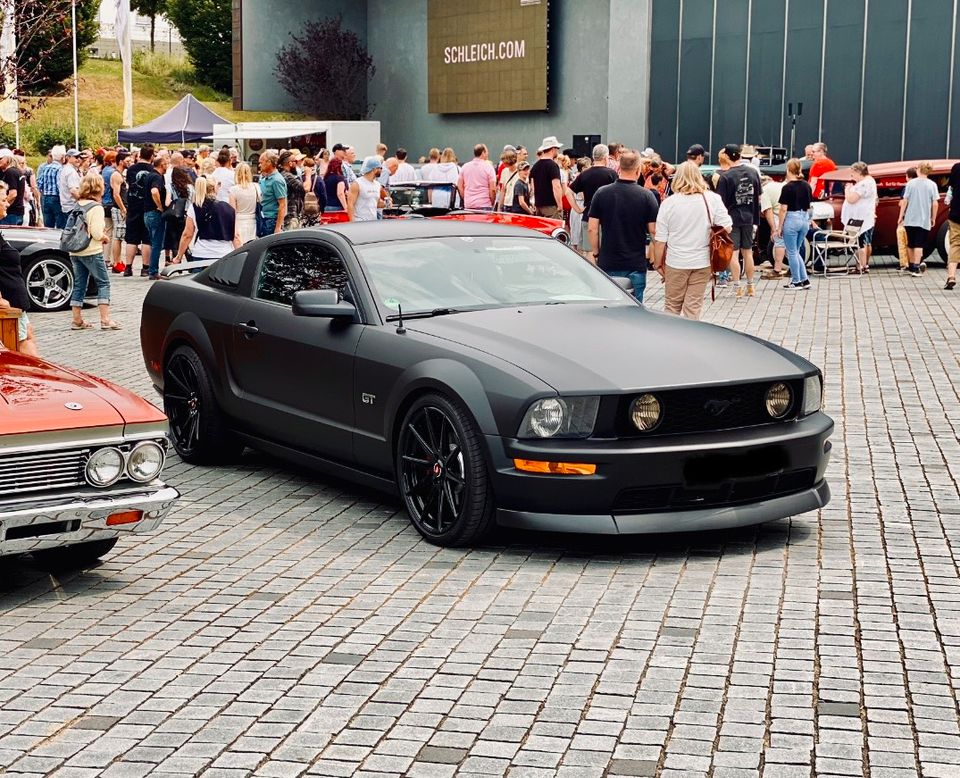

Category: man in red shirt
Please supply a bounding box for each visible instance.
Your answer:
[808,142,837,199]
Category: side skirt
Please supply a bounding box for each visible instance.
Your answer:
[235,432,398,496]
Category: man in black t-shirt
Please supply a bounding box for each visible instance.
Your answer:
[946,161,960,289]
[0,149,25,225]
[529,136,565,218]
[587,150,659,302]
[123,144,156,277]
[569,143,618,255]
[716,143,761,297]
[143,154,168,280]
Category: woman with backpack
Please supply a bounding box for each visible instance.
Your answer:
[174,176,239,262]
[68,173,119,331]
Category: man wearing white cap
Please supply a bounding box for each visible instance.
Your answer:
[529,136,564,218]
[348,157,387,222]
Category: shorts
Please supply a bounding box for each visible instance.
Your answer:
[857,227,874,248]
[949,220,960,262]
[904,225,929,249]
[111,207,126,241]
[580,222,601,252]
[125,212,148,245]
[103,215,113,242]
[18,312,29,342]
[731,224,754,250]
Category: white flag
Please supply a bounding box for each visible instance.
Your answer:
[115,0,133,127]
[0,0,17,127]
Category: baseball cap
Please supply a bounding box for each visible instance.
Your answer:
[65,148,80,157]
[332,143,345,153]
[686,143,706,157]
[360,156,382,175]
[722,143,742,161]
[0,148,14,160]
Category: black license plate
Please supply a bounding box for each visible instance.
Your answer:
[684,446,788,485]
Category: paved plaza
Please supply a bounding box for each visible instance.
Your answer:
[2,258,960,778]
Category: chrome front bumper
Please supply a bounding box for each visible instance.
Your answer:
[0,483,179,557]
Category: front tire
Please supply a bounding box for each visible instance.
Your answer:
[396,394,495,547]
[32,538,118,569]
[163,345,242,464]
[23,253,74,312]
[935,221,949,264]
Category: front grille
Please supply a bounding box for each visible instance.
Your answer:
[0,449,87,497]
[615,380,803,437]
[611,468,817,515]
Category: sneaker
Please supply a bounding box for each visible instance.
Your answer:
[908,265,922,277]
[140,269,150,277]
[759,260,773,269]
[716,277,728,288]
[747,284,755,297]
[783,282,808,291]
[735,286,744,298]
[147,274,160,281]
[919,261,927,273]
[801,280,811,288]
[123,269,132,277]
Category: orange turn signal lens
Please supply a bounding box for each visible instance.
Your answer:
[106,510,143,526]
[513,459,597,475]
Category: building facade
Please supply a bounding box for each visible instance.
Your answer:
[235,0,960,164]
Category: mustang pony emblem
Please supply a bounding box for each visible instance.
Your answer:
[703,398,740,417]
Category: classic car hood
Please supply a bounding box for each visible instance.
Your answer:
[0,349,162,435]
[405,304,813,392]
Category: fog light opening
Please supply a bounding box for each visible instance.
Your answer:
[514,459,596,475]
[106,510,143,526]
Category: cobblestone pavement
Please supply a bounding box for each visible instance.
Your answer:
[2,257,959,778]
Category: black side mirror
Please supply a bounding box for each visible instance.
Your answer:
[292,289,357,321]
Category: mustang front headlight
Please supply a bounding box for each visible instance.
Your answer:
[126,441,166,483]
[630,394,662,431]
[85,447,125,487]
[802,374,823,415]
[519,396,600,439]
[765,382,793,419]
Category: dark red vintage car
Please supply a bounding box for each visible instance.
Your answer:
[0,346,178,566]
[820,160,958,262]
[321,182,571,244]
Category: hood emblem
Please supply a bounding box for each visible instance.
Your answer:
[64,402,83,411]
[704,398,739,417]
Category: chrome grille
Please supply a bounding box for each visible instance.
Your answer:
[0,448,87,496]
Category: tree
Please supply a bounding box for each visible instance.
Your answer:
[165,0,231,94]
[131,0,168,52]
[275,16,374,119]
[7,0,98,96]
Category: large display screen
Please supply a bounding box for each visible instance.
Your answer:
[427,0,549,114]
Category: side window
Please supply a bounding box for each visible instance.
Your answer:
[206,252,246,289]
[256,243,350,306]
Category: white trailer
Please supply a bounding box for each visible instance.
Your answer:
[211,121,381,166]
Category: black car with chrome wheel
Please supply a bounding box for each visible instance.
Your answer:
[1,226,76,312]
[140,221,832,547]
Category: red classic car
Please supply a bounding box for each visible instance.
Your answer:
[820,160,958,262]
[0,346,178,566]
[321,182,572,244]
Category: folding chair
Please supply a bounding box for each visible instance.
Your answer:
[811,218,862,277]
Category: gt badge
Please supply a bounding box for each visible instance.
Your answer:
[361,393,376,405]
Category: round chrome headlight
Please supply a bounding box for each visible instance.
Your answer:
[551,227,570,244]
[630,394,662,431]
[765,383,793,418]
[85,447,125,487]
[126,441,166,483]
[527,398,565,438]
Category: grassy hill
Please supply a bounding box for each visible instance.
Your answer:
[19,56,303,162]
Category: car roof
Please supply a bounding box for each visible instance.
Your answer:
[318,220,552,246]
[820,159,960,181]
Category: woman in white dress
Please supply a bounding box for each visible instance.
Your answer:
[229,162,259,244]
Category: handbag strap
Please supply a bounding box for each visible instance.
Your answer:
[701,192,712,225]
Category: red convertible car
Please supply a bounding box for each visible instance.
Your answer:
[0,345,178,566]
[321,182,571,244]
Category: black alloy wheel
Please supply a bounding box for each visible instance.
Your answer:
[397,394,494,547]
[163,346,240,464]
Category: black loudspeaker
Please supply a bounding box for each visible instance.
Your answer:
[572,134,601,159]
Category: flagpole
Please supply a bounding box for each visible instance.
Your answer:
[71,0,79,149]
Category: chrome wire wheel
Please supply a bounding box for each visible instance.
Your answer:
[163,352,202,459]
[399,404,467,537]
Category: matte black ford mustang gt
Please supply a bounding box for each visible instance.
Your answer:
[141,221,833,547]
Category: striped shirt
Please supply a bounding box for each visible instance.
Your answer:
[36,161,61,196]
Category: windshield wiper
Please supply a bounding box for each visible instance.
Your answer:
[386,307,462,321]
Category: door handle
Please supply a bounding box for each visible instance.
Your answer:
[235,320,259,336]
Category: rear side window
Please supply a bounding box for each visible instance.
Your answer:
[256,242,350,306]
[206,252,246,289]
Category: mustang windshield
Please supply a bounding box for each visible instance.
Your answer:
[357,236,627,316]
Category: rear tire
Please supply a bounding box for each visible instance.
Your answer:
[396,393,495,547]
[163,345,242,464]
[32,538,118,569]
[934,221,949,265]
[22,253,74,312]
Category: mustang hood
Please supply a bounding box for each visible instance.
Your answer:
[406,304,813,392]
[0,350,142,435]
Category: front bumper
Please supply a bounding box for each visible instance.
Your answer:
[0,483,179,557]
[489,412,833,535]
